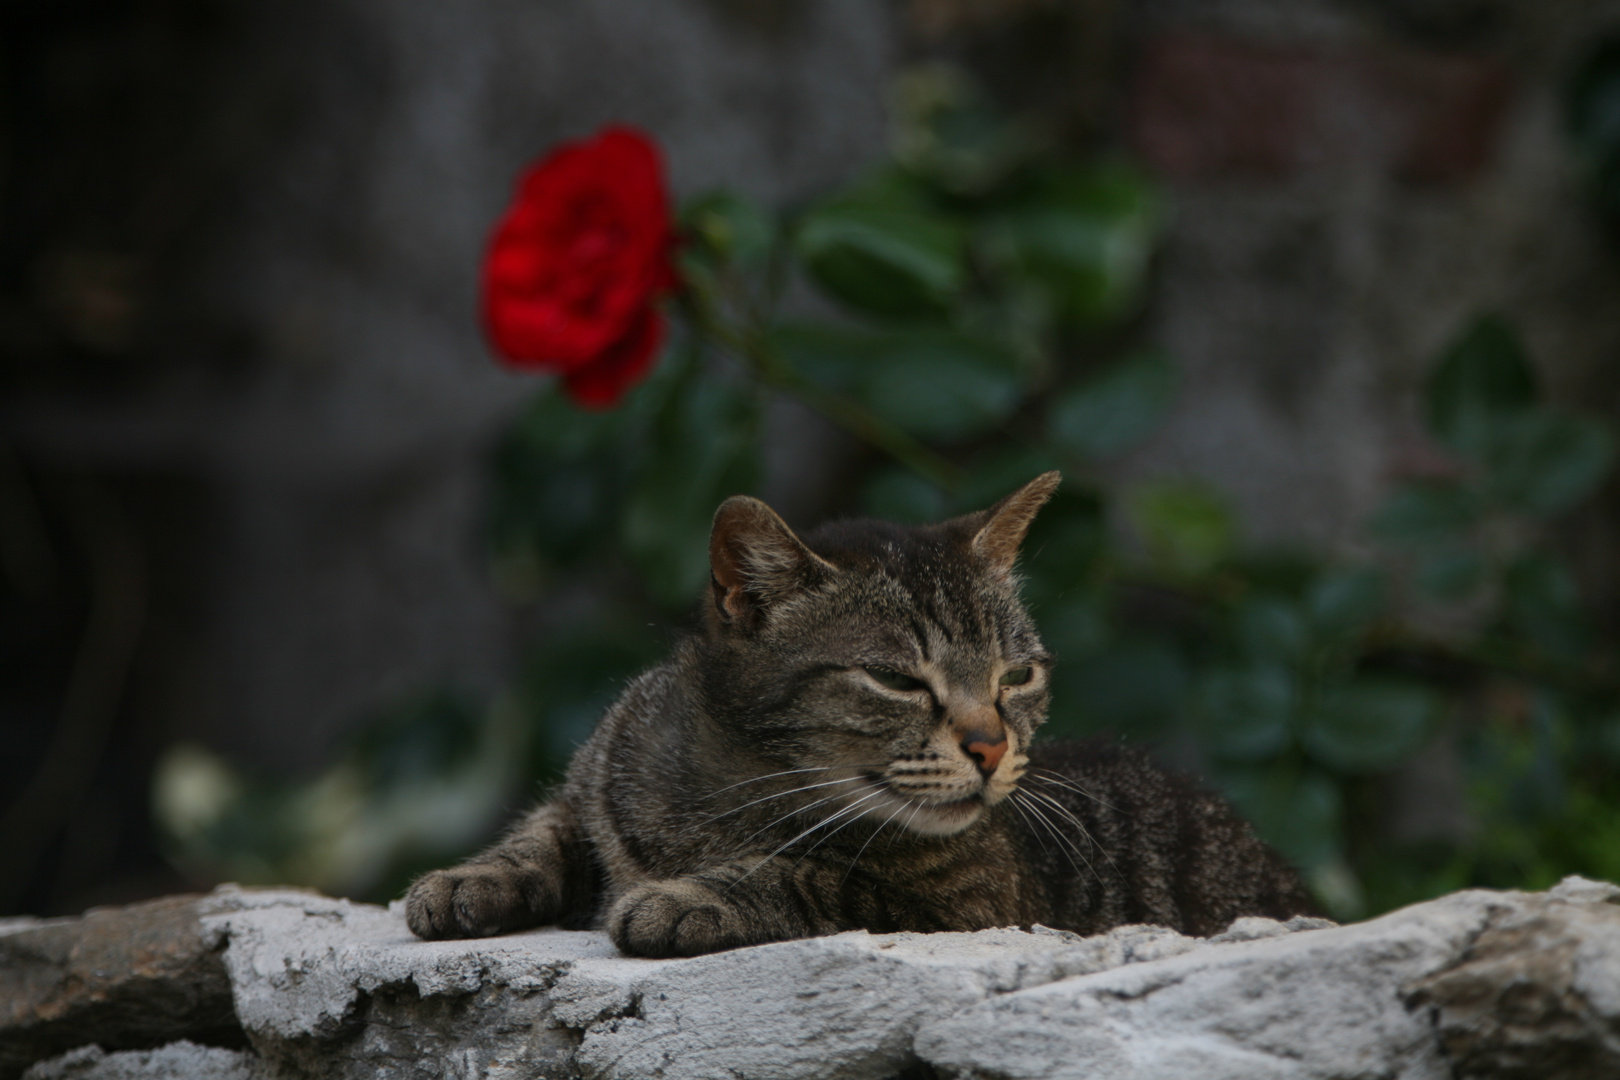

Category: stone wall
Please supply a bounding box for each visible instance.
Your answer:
[5,878,1620,1079]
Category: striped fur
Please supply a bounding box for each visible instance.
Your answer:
[406,474,1314,956]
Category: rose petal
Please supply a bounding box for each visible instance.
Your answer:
[562,307,666,409]
[480,124,676,385]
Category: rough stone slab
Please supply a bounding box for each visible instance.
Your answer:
[21,1042,271,1080]
[557,922,1207,1080]
[1405,876,1620,1079]
[12,878,1620,1079]
[208,888,1236,1080]
[914,878,1620,1080]
[201,888,620,1079]
[0,894,246,1080]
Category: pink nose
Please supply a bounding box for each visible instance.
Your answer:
[962,731,1008,777]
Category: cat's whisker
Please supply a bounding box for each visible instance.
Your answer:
[1004,792,1054,861]
[699,774,867,826]
[1012,790,1100,887]
[704,763,889,799]
[797,789,893,864]
[1021,787,1099,849]
[728,788,889,891]
[703,766,842,798]
[1027,768,1123,813]
[841,800,911,886]
[1017,773,1121,880]
[894,798,927,842]
[1020,788,1122,882]
[1022,785,1089,828]
[732,784,872,849]
[1015,791,1094,877]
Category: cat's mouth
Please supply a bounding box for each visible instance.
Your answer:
[869,775,989,835]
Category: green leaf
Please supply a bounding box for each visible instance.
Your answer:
[1416,549,1487,601]
[988,164,1163,324]
[1424,315,1537,458]
[1195,665,1295,761]
[861,467,949,524]
[1306,567,1384,641]
[489,388,631,568]
[795,189,966,319]
[1233,599,1308,664]
[1370,481,1480,546]
[859,330,1025,440]
[1219,767,1343,870]
[1301,679,1435,773]
[1046,349,1177,460]
[1035,590,1109,663]
[777,324,1027,443]
[1127,480,1235,575]
[346,690,485,788]
[681,191,776,269]
[1227,549,1319,595]
[890,64,1032,196]
[1485,411,1615,517]
[769,322,882,390]
[1502,555,1588,662]
[622,375,761,606]
[1020,488,1107,602]
[1054,639,1187,737]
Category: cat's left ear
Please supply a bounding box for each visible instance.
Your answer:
[957,470,1061,576]
[709,495,836,626]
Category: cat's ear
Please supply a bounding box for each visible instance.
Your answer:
[958,470,1061,575]
[709,496,835,625]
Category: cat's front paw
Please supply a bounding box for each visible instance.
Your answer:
[607,879,750,958]
[405,864,542,940]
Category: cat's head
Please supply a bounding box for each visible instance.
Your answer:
[698,472,1059,837]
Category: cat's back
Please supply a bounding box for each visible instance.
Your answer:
[1009,738,1318,936]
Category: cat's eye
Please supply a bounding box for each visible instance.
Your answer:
[1000,666,1035,687]
[864,665,927,692]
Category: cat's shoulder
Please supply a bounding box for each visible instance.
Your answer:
[1027,737,1223,807]
[604,642,701,726]
[1028,735,1155,773]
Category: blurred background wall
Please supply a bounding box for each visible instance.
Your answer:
[4,0,1619,918]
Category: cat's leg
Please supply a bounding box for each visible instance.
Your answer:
[405,798,595,939]
[606,857,839,958]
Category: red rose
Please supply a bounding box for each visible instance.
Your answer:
[482,125,677,408]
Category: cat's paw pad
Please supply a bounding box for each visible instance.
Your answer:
[405,865,533,940]
[607,879,742,957]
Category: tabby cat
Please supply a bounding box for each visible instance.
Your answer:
[406,472,1314,957]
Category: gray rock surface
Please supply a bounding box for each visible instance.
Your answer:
[10,878,1620,1079]
[0,895,243,1080]
[1406,875,1620,1079]
[21,1043,270,1080]
[204,887,1237,1079]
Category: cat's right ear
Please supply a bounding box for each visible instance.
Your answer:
[709,496,834,626]
[958,469,1062,576]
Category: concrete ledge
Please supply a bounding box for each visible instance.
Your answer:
[7,878,1620,1079]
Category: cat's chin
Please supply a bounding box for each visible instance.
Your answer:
[897,796,985,837]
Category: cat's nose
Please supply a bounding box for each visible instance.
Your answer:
[961,731,1008,777]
